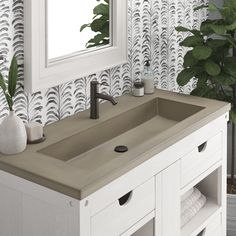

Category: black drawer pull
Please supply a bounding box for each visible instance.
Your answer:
[198,141,207,153]
[197,229,205,236]
[118,191,133,206]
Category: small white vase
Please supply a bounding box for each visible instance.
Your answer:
[0,111,27,155]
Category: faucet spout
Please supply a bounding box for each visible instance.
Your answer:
[90,81,118,119]
[96,93,118,106]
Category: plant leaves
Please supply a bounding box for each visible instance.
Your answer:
[215,71,236,85]
[204,60,221,76]
[194,4,208,11]
[0,73,6,92]
[224,57,236,77]
[206,39,227,49]
[192,46,213,60]
[180,36,203,47]
[200,20,215,35]
[177,68,195,86]
[86,33,108,47]
[211,24,227,34]
[90,17,109,33]
[80,24,90,32]
[183,51,198,68]
[8,56,18,98]
[5,93,13,111]
[175,27,201,36]
[208,3,219,12]
[93,3,109,17]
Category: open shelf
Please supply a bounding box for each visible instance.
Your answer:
[181,167,223,236]
[181,198,221,236]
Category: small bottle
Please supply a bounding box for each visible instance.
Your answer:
[142,60,154,94]
[132,82,144,97]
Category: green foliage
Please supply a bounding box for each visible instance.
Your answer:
[176,0,236,123]
[0,56,18,111]
[80,0,110,48]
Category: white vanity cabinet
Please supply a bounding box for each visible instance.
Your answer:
[0,114,228,236]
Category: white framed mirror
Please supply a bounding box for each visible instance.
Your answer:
[24,0,127,93]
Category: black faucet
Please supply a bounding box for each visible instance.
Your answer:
[90,81,118,119]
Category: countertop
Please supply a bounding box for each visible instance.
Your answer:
[0,89,231,200]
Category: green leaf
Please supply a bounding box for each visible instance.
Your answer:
[226,20,236,30]
[211,24,226,34]
[200,20,215,35]
[183,51,199,68]
[180,36,203,47]
[177,68,195,86]
[194,4,208,11]
[90,17,109,33]
[5,93,13,111]
[224,57,236,77]
[190,75,212,97]
[8,56,18,98]
[215,71,236,85]
[175,27,201,36]
[222,35,236,48]
[80,24,90,32]
[93,3,109,17]
[86,33,108,46]
[192,46,213,60]
[0,73,6,92]
[206,39,227,49]
[208,3,219,12]
[175,26,191,32]
[204,60,221,76]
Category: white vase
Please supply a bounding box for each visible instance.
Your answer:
[227,193,236,236]
[0,111,27,155]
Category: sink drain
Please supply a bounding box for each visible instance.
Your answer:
[114,145,128,153]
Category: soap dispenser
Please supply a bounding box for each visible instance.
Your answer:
[142,60,154,94]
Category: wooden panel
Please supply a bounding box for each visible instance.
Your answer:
[156,161,181,236]
[0,171,80,236]
[0,184,23,236]
[22,194,79,236]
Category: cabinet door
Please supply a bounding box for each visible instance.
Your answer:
[22,194,79,236]
[155,161,181,236]
[0,171,80,236]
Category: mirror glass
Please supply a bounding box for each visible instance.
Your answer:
[47,0,111,62]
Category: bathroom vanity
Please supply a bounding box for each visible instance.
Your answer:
[0,90,230,236]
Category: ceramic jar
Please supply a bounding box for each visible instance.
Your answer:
[0,111,27,155]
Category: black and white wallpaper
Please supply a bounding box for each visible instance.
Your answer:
[0,0,208,126]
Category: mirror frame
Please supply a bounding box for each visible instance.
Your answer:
[24,0,127,93]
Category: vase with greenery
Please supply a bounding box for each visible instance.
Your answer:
[0,56,27,155]
[80,0,110,48]
[176,1,236,233]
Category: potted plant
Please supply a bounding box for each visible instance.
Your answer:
[176,1,236,234]
[0,56,27,155]
[80,0,110,48]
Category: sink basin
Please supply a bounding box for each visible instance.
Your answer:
[39,98,203,171]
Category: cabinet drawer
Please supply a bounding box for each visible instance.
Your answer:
[181,132,222,187]
[91,178,155,236]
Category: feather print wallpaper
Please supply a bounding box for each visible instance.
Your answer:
[0,0,208,126]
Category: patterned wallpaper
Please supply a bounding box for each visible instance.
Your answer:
[0,0,208,126]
